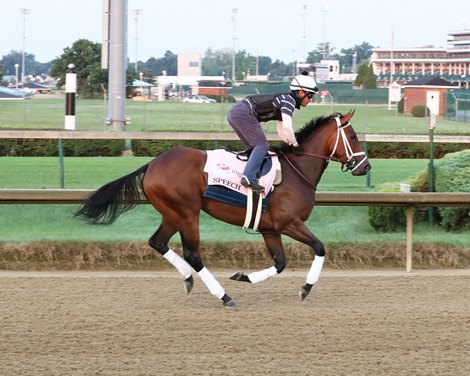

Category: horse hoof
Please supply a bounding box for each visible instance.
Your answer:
[183,275,194,295]
[299,283,313,301]
[223,299,237,309]
[229,271,250,282]
[230,271,243,281]
[299,288,309,301]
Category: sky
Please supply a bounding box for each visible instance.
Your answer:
[1,0,469,65]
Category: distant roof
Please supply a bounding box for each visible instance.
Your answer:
[23,82,51,90]
[0,86,34,100]
[405,76,456,87]
[132,79,153,87]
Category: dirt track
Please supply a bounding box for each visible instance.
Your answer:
[0,269,469,376]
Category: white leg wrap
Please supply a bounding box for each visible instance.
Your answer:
[306,256,325,285]
[248,266,278,284]
[197,267,225,299]
[163,249,193,279]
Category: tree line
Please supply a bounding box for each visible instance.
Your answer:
[0,39,376,97]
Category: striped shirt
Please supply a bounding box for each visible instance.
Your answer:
[273,93,296,119]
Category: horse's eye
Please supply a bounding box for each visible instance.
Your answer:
[350,133,358,140]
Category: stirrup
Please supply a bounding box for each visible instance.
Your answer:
[241,176,264,192]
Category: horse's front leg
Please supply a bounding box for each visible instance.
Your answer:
[230,232,286,283]
[282,220,325,301]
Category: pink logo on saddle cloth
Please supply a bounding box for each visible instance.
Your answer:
[216,163,230,172]
[204,149,280,197]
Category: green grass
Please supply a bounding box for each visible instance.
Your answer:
[1,97,469,247]
[2,156,469,247]
[0,156,426,190]
[0,97,468,134]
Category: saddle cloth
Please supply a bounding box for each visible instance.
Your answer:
[203,149,281,198]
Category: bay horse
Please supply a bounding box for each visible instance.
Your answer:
[74,111,371,308]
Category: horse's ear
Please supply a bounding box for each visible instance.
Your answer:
[340,109,355,125]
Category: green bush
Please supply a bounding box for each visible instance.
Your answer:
[397,98,404,113]
[0,139,124,157]
[0,139,58,156]
[369,149,470,231]
[63,139,124,156]
[411,104,429,117]
[365,142,470,159]
[132,139,246,157]
[434,149,470,230]
[368,183,406,232]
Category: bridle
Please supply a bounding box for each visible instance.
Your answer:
[280,116,368,188]
[325,116,368,173]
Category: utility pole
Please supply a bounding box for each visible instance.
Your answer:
[231,8,238,81]
[102,0,128,131]
[133,9,143,72]
[19,8,31,83]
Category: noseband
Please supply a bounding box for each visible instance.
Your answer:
[303,116,368,173]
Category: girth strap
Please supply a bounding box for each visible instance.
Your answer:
[243,189,263,232]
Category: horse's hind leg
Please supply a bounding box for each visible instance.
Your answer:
[178,221,236,308]
[230,232,286,283]
[148,219,194,294]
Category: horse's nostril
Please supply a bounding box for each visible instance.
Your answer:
[364,164,371,172]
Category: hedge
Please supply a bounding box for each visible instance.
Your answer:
[369,149,470,231]
[2,138,470,159]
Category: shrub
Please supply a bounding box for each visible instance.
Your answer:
[397,98,404,113]
[369,149,470,231]
[0,139,124,157]
[411,104,429,118]
[368,182,407,232]
[131,139,246,157]
[434,149,470,230]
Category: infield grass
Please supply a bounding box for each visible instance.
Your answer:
[1,96,470,247]
[1,156,469,247]
[1,96,469,134]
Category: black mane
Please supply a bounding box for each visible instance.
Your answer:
[272,112,342,154]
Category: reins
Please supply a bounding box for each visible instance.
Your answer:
[279,149,318,190]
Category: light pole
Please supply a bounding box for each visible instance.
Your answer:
[320,4,328,58]
[302,5,307,62]
[14,64,19,90]
[231,8,238,81]
[133,9,143,72]
[19,8,31,84]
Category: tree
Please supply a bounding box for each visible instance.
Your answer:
[0,50,49,80]
[268,59,292,80]
[143,50,177,76]
[340,42,375,73]
[50,39,107,98]
[354,61,377,89]
[306,42,336,63]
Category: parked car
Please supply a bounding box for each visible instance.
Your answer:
[183,95,216,103]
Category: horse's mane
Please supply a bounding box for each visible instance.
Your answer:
[272,112,342,154]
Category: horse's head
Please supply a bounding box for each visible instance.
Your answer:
[296,111,371,176]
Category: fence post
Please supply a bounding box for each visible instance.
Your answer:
[64,64,76,131]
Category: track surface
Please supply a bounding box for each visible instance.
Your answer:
[1,269,469,376]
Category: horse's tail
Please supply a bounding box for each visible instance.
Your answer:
[74,163,149,225]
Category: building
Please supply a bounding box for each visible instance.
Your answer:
[296,60,356,82]
[370,29,470,87]
[177,52,202,76]
[402,77,455,117]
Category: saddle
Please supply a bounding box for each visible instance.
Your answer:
[203,148,282,232]
[224,146,282,185]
